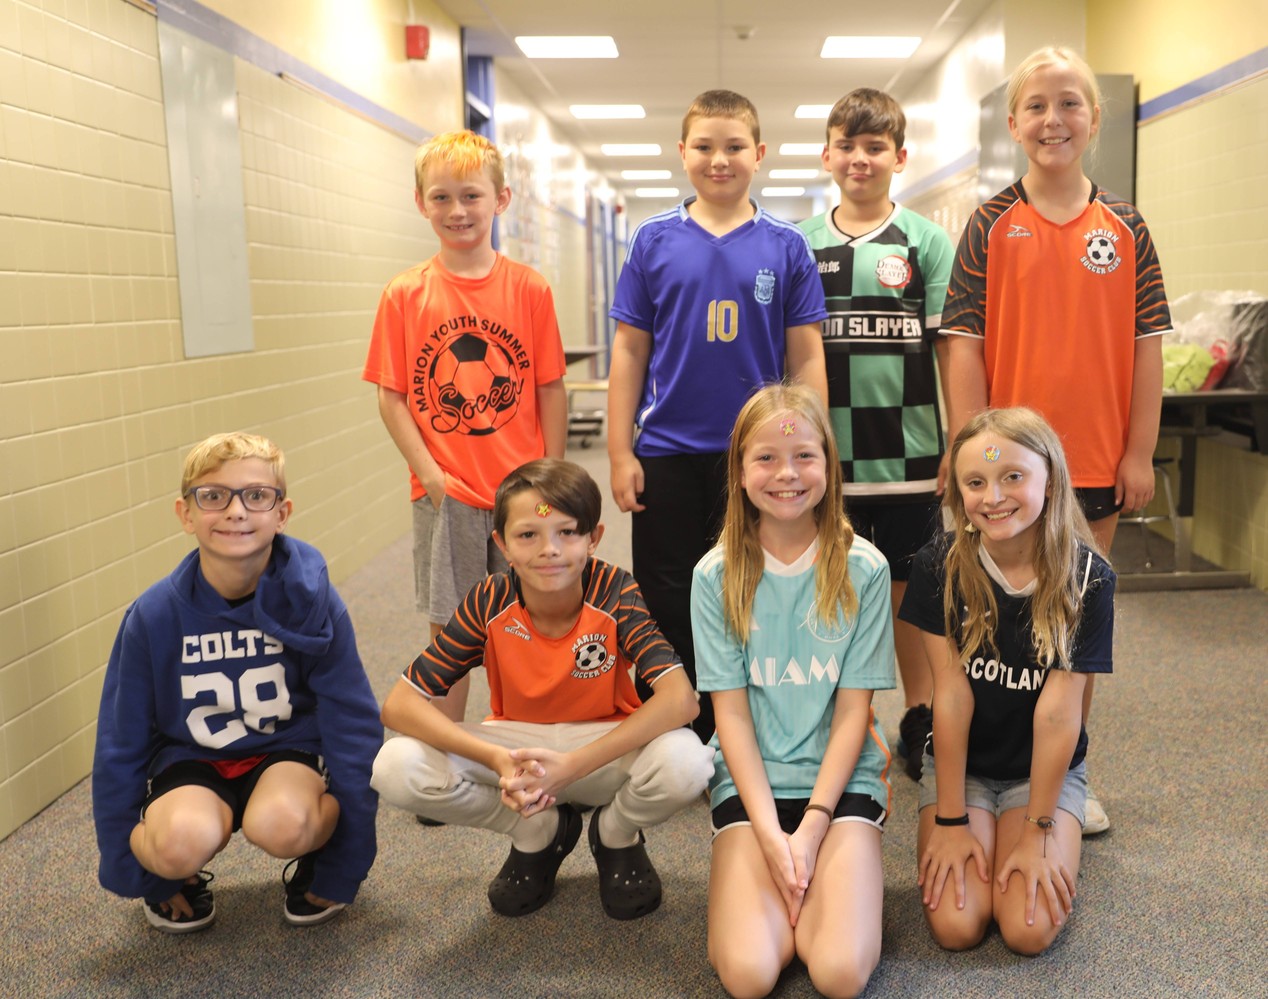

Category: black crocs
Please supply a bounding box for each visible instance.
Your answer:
[487,803,582,917]
[588,806,662,920]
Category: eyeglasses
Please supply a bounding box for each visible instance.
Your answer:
[184,485,285,512]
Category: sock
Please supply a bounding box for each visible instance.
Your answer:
[597,805,640,850]
[510,806,558,853]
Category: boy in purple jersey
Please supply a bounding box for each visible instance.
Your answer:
[607,89,828,739]
[92,433,381,933]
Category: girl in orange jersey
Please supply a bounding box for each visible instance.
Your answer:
[941,46,1171,835]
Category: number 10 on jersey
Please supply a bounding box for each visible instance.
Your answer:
[707,300,739,342]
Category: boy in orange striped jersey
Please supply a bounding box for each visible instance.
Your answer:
[373,459,714,920]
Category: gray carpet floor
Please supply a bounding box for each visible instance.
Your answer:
[3,438,1265,998]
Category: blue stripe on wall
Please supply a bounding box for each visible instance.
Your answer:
[1139,46,1268,123]
[157,0,429,143]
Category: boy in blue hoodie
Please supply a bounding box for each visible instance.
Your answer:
[92,432,381,933]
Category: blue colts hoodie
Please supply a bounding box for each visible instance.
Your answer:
[92,535,382,905]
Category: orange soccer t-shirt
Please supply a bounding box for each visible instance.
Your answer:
[362,254,566,508]
[941,183,1171,487]
[404,560,681,724]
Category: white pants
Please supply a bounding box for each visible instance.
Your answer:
[372,721,714,846]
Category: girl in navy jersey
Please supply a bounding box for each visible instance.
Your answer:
[692,384,894,998]
[899,408,1115,956]
[941,45,1168,835]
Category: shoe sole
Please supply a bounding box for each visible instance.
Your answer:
[284,900,347,926]
[145,904,216,934]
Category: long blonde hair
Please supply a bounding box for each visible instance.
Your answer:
[718,384,856,641]
[942,408,1099,670]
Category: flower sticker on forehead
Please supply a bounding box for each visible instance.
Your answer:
[780,419,797,436]
[534,502,552,517]
[984,445,1001,463]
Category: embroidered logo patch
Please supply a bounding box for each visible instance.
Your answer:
[754,268,775,304]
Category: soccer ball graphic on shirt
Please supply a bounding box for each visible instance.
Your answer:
[1086,236,1116,267]
[574,642,608,673]
[427,333,521,436]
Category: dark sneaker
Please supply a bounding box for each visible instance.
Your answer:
[588,806,662,920]
[487,803,582,917]
[283,853,347,926]
[144,871,215,934]
[898,704,933,783]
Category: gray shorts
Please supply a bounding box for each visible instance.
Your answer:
[917,753,1088,826]
[412,496,507,624]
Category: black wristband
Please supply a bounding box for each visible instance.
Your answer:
[933,813,970,826]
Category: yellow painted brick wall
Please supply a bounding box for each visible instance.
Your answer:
[0,0,459,838]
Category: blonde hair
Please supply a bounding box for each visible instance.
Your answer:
[181,432,285,495]
[681,89,760,144]
[1006,46,1101,118]
[718,383,856,640]
[414,130,506,194]
[942,408,1099,670]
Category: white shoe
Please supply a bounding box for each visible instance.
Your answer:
[1083,787,1110,835]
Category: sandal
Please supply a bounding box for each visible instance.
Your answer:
[487,803,582,917]
[587,806,662,920]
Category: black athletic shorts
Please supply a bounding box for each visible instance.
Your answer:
[143,750,324,831]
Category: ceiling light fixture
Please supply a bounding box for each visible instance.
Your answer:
[515,36,619,58]
[794,105,833,119]
[570,104,645,119]
[768,169,820,180]
[820,36,920,59]
[602,144,662,157]
[761,187,806,198]
[621,169,672,180]
[634,187,680,198]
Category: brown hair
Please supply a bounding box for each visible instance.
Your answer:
[825,88,906,148]
[717,383,856,640]
[181,432,285,495]
[942,407,1099,669]
[414,129,506,195]
[494,458,602,536]
[681,89,760,144]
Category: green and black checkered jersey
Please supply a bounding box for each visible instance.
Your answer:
[799,204,954,497]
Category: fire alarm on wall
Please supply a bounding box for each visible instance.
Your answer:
[405,25,430,60]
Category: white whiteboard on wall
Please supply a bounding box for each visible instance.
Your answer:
[158,20,254,358]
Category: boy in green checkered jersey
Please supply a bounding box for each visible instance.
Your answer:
[799,89,955,782]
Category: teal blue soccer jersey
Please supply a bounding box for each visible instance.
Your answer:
[799,205,954,496]
[691,538,895,813]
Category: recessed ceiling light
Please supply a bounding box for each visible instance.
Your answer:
[779,143,823,156]
[769,169,820,180]
[821,36,920,59]
[794,105,833,119]
[570,104,645,119]
[515,36,619,58]
[621,169,672,180]
[761,187,806,198]
[601,144,662,157]
[634,187,680,198]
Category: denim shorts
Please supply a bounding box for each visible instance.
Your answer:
[917,754,1088,826]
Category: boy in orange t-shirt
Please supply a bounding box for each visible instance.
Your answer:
[372,459,713,920]
[364,131,568,721]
